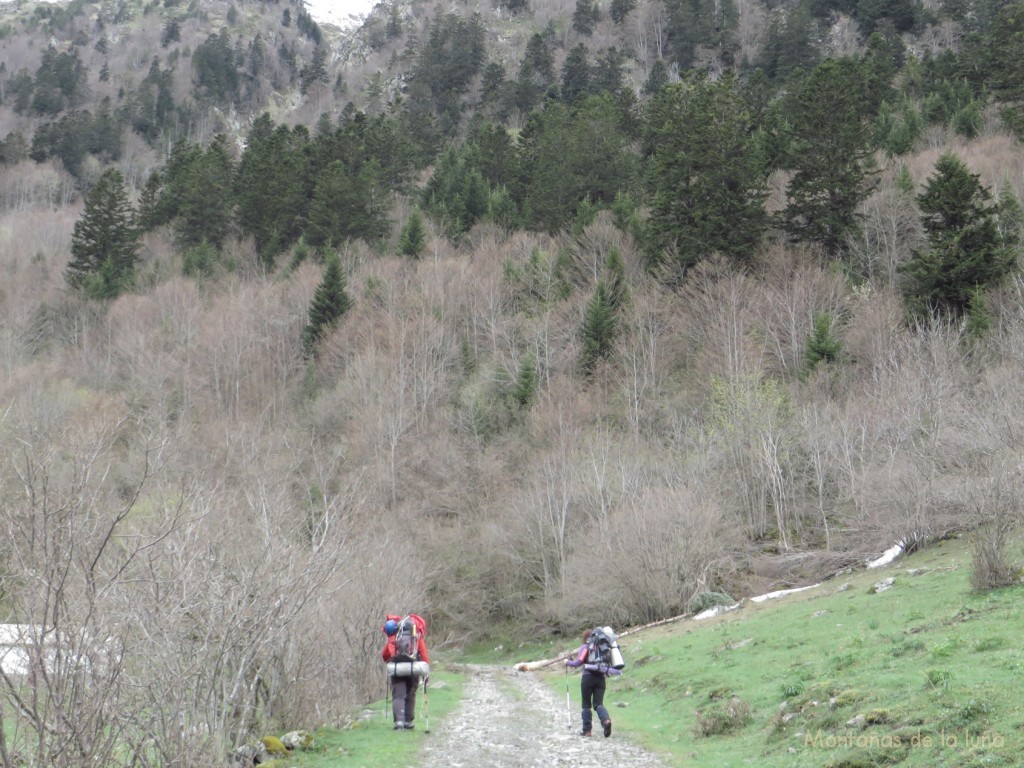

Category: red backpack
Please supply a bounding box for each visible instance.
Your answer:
[384,613,427,662]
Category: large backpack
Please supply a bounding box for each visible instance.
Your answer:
[386,613,427,662]
[588,626,625,670]
[383,613,430,677]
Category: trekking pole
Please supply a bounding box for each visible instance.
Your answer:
[423,676,431,734]
[565,666,572,731]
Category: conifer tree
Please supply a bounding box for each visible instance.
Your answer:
[305,159,390,248]
[645,73,769,275]
[580,280,617,374]
[399,210,428,258]
[561,44,592,105]
[302,252,352,357]
[778,58,877,255]
[603,247,630,310]
[805,312,842,371]
[512,353,538,409]
[66,168,140,299]
[901,152,1017,319]
[572,0,601,34]
[610,0,636,23]
[996,177,1024,242]
[642,59,670,96]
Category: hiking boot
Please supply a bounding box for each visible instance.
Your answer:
[602,719,612,737]
[580,730,592,737]
[393,721,404,730]
[403,723,415,730]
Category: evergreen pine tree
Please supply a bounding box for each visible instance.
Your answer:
[399,209,428,258]
[603,246,630,310]
[66,168,140,299]
[805,312,842,371]
[580,280,617,374]
[572,0,601,34]
[896,163,915,195]
[305,159,390,248]
[136,171,165,231]
[512,353,538,409]
[642,59,670,96]
[778,59,877,255]
[645,73,769,275]
[610,0,636,23]
[560,44,592,104]
[302,252,352,357]
[996,176,1024,242]
[901,152,1017,319]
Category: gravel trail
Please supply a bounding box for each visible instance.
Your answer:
[418,665,669,768]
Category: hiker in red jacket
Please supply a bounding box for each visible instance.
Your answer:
[381,615,430,730]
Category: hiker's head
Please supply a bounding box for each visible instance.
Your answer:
[582,629,592,642]
[384,619,399,636]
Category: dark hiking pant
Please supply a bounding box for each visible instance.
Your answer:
[391,676,419,726]
[580,671,609,734]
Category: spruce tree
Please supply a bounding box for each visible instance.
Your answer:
[302,252,352,357]
[66,168,140,299]
[580,280,617,374]
[778,58,877,255]
[645,73,769,275]
[805,312,842,371]
[560,44,592,105]
[572,0,601,34]
[399,210,428,258]
[512,353,538,409]
[642,59,669,97]
[997,177,1024,242]
[901,152,1017,319]
[305,159,390,248]
[610,0,636,24]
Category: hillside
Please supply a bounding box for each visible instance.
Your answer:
[1,0,1024,766]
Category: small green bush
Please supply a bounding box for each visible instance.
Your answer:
[695,697,751,737]
[262,735,288,756]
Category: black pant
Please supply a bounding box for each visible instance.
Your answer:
[391,676,418,725]
[580,671,609,733]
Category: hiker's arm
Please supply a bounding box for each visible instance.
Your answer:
[382,639,395,662]
[417,637,430,664]
[564,645,586,667]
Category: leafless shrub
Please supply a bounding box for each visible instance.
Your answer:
[565,480,742,626]
[969,477,1023,591]
[847,187,924,291]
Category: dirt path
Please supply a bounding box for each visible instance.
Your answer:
[418,665,669,768]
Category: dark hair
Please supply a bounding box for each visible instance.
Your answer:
[582,629,592,642]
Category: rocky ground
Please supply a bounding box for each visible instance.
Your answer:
[417,665,668,768]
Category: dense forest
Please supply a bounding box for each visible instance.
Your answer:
[1,0,1024,764]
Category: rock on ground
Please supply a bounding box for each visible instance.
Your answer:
[418,665,668,768]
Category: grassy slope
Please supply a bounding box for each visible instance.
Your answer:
[540,536,1023,768]
[284,537,1022,767]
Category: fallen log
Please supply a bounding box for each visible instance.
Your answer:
[513,610,693,671]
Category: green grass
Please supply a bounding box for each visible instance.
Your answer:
[538,536,1024,767]
[283,667,465,768]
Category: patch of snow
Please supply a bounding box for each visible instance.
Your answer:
[693,602,741,621]
[749,584,819,603]
[866,543,904,569]
[303,0,375,29]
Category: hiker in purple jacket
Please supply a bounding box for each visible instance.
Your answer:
[565,628,621,737]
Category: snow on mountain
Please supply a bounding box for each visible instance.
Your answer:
[303,0,376,29]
